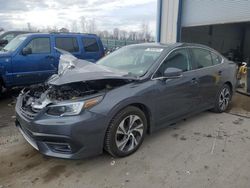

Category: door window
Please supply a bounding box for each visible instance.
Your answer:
[83,38,99,52]
[55,37,79,52]
[191,48,213,68]
[26,38,51,54]
[211,53,222,65]
[155,49,191,77]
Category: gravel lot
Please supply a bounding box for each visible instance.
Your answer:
[0,92,250,188]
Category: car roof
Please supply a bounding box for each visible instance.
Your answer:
[20,32,98,38]
[2,31,32,34]
[126,42,214,51]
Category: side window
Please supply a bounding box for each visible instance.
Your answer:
[2,34,15,42]
[191,48,213,68]
[83,38,99,52]
[211,53,222,65]
[155,49,191,77]
[55,37,79,52]
[26,38,50,54]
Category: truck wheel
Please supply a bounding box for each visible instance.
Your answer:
[104,106,147,157]
[212,84,232,113]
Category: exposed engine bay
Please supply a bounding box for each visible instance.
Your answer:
[21,79,131,114]
[19,50,136,115]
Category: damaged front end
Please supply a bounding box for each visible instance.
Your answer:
[17,51,135,119]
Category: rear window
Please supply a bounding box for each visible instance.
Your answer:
[191,48,213,68]
[211,53,222,65]
[83,38,99,52]
[55,37,79,52]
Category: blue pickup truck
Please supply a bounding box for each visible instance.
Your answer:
[0,33,104,94]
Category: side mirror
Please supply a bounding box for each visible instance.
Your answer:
[164,68,183,79]
[0,39,8,46]
[22,47,32,56]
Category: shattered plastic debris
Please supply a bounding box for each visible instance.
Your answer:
[110,160,116,166]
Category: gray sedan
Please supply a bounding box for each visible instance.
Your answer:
[15,43,237,159]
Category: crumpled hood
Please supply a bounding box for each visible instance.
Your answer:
[48,52,137,86]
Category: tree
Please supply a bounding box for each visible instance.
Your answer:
[141,21,152,41]
[27,22,32,31]
[71,20,78,32]
[80,16,87,33]
[87,18,97,34]
[113,28,119,39]
[119,30,128,40]
[59,28,69,33]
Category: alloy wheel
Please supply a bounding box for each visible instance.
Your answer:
[219,87,231,111]
[115,115,144,152]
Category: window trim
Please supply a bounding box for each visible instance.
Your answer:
[55,37,80,53]
[25,37,51,54]
[151,46,225,80]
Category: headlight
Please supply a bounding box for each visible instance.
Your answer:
[46,96,103,116]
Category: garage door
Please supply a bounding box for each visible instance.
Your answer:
[182,0,250,27]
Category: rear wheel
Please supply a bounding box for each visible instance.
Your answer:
[212,84,232,113]
[104,106,147,157]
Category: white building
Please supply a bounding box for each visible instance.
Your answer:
[157,0,250,62]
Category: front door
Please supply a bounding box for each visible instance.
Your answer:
[12,37,56,85]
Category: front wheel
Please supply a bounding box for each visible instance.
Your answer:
[212,84,232,113]
[104,106,147,157]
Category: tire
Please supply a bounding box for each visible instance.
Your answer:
[212,84,232,113]
[104,106,147,158]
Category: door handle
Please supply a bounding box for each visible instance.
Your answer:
[218,70,222,76]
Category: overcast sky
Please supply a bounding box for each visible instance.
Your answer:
[0,0,157,34]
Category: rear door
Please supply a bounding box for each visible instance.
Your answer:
[82,37,102,62]
[190,48,221,107]
[154,48,200,126]
[12,36,56,85]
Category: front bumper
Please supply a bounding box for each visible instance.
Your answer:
[15,95,108,159]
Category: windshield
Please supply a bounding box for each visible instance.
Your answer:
[2,35,27,52]
[97,46,164,77]
[0,31,4,38]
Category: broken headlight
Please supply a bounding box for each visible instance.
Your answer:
[46,96,103,116]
